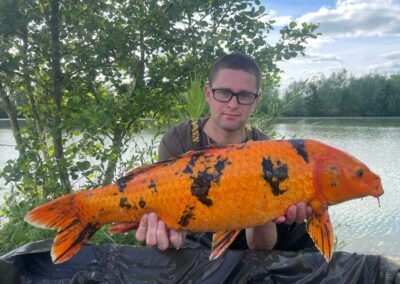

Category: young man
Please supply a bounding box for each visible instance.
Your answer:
[135,53,315,252]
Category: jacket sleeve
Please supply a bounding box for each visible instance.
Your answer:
[274,223,317,252]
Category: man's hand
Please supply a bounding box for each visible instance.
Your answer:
[246,222,277,249]
[135,212,186,250]
[274,202,312,225]
[245,202,312,250]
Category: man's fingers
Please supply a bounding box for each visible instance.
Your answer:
[285,205,297,224]
[306,206,312,218]
[156,220,170,250]
[295,202,307,224]
[135,214,148,242]
[274,216,286,224]
[146,213,158,246]
[135,213,186,250]
[169,229,186,249]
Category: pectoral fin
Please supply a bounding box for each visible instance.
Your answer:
[108,222,139,234]
[209,230,240,260]
[307,206,334,262]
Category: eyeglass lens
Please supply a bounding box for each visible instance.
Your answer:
[213,89,257,105]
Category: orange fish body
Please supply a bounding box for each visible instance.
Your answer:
[25,139,383,264]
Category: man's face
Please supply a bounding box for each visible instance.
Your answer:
[205,68,259,132]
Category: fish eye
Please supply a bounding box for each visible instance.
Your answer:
[356,168,363,177]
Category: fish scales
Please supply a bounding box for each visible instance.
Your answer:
[25,139,384,264]
[77,140,314,232]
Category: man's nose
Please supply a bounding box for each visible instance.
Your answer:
[227,95,240,108]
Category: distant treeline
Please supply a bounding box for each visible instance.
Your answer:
[2,70,399,120]
[276,70,400,117]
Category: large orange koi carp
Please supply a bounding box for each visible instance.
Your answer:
[25,139,383,264]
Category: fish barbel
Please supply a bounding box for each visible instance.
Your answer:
[25,139,384,264]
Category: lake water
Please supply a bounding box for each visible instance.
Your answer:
[1,117,399,258]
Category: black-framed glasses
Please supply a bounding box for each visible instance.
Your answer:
[211,88,258,105]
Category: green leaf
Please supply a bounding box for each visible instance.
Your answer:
[77,161,91,171]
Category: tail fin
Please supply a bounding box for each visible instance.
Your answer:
[24,194,100,264]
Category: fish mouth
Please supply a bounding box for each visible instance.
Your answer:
[372,176,384,198]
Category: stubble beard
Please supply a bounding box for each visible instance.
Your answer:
[215,116,246,133]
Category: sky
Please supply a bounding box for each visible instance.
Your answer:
[260,0,400,89]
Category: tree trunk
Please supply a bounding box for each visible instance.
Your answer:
[50,0,71,194]
[21,27,46,144]
[102,125,124,186]
[137,1,146,88]
[21,25,49,194]
[0,85,24,155]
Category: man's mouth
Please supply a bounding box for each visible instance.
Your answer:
[222,113,240,118]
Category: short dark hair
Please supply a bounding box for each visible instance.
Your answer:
[209,53,262,91]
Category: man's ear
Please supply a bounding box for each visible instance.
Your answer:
[204,84,212,102]
[253,93,261,109]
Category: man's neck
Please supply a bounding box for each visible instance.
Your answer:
[203,118,246,144]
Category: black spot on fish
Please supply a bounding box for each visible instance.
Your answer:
[325,217,332,257]
[72,222,99,244]
[139,197,146,209]
[57,218,80,235]
[190,156,230,206]
[116,175,133,192]
[289,139,309,163]
[149,179,157,193]
[261,157,288,196]
[214,158,229,181]
[191,171,214,206]
[119,198,132,209]
[48,211,69,228]
[116,161,167,193]
[183,153,202,174]
[178,205,195,227]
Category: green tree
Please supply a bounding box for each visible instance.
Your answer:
[385,74,400,115]
[282,81,307,117]
[304,82,323,116]
[0,0,319,252]
[281,70,400,117]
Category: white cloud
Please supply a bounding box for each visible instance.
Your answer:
[337,0,394,5]
[264,10,292,27]
[297,0,400,37]
[380,50,400,59]
[367,60,400,72]
[304,36,335,49]
[284,52,343,64]
[305,53,343,63]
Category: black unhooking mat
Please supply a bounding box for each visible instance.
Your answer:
[0,239,399,283]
